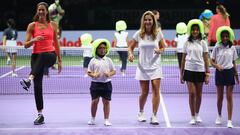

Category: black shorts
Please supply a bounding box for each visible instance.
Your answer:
[90,81,112,101]
[183,70,205,83]
[215,68,235,86]
[83,57,92,68]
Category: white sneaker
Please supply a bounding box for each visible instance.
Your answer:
[195,115,202,123]
[104,120,112,126]
[150,114,159,125]
[88,118,95,125]
[12,73,18,77]
[227,120,233,128]
[189,117,196,125]
[215,116,222,125]
[6,59,11,65]
[137,112,146,122]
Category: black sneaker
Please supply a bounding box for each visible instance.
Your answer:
[34,114,45,125]
[20,79,31,91]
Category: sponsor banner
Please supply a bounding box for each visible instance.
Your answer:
[1,29,240,47]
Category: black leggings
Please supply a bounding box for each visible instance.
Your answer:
[31,52,56,110]
[177,53,183,69]
[117,51,128,71]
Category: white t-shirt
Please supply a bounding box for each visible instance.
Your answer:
[174,34,189,53]
[82,44,92,57]
[211,43,238,69]
[88,56,115,83]
[114,31,128,48]
[183,39,208,72]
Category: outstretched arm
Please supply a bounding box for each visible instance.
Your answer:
[128,39,137,62]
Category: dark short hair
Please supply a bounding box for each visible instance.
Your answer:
[7,18,16,28]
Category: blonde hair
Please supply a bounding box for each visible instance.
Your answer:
[139,11,158,40]
[216,4,230,20]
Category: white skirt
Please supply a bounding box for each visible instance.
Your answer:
[135,66,163,80]
[6,40,17,53]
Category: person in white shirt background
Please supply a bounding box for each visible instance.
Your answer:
[81,33,93,77]
[113,20,129,76]
[174,22,188,70]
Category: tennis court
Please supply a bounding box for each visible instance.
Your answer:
[0,47,240,135]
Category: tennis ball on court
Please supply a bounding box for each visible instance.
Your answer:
[176,22,187,34]
[216,26,235,44]
[116,20,127,31]
[81,33,93,47]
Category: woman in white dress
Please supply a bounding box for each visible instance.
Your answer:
[128,11,166,125]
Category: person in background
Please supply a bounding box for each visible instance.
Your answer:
[210,26,239,128]
[20,2,62,125]
[180,19,209,125]
[199,9,213,43]
[44,0,65,75]
[208,4,230,47]
[113,20,128,76]
[81,33,93,77]
[48,0,65,39]
[174,22,188,70]
[128,11,166,125]
[2,18,18,77]
[152,10,161,29]
[87,39,116,126]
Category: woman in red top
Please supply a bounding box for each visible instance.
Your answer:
[208,4,230,46]
[20,2,62,125]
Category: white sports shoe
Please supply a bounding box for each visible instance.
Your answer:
[227,120,233,128]
[215,116,222,125]
[195,115,202,123]
[88,118,95,125]
[150,114,159,125]
[189,117,196,125]
[104,119,112,126]
[137,112,147,122]
[6,59,11,65]
[12,73,18,77]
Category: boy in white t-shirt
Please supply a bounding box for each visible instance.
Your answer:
[87,38,116,126]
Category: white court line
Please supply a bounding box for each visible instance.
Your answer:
[0,126,239,131]
[0,66,25,79]
[160,93,172,128]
